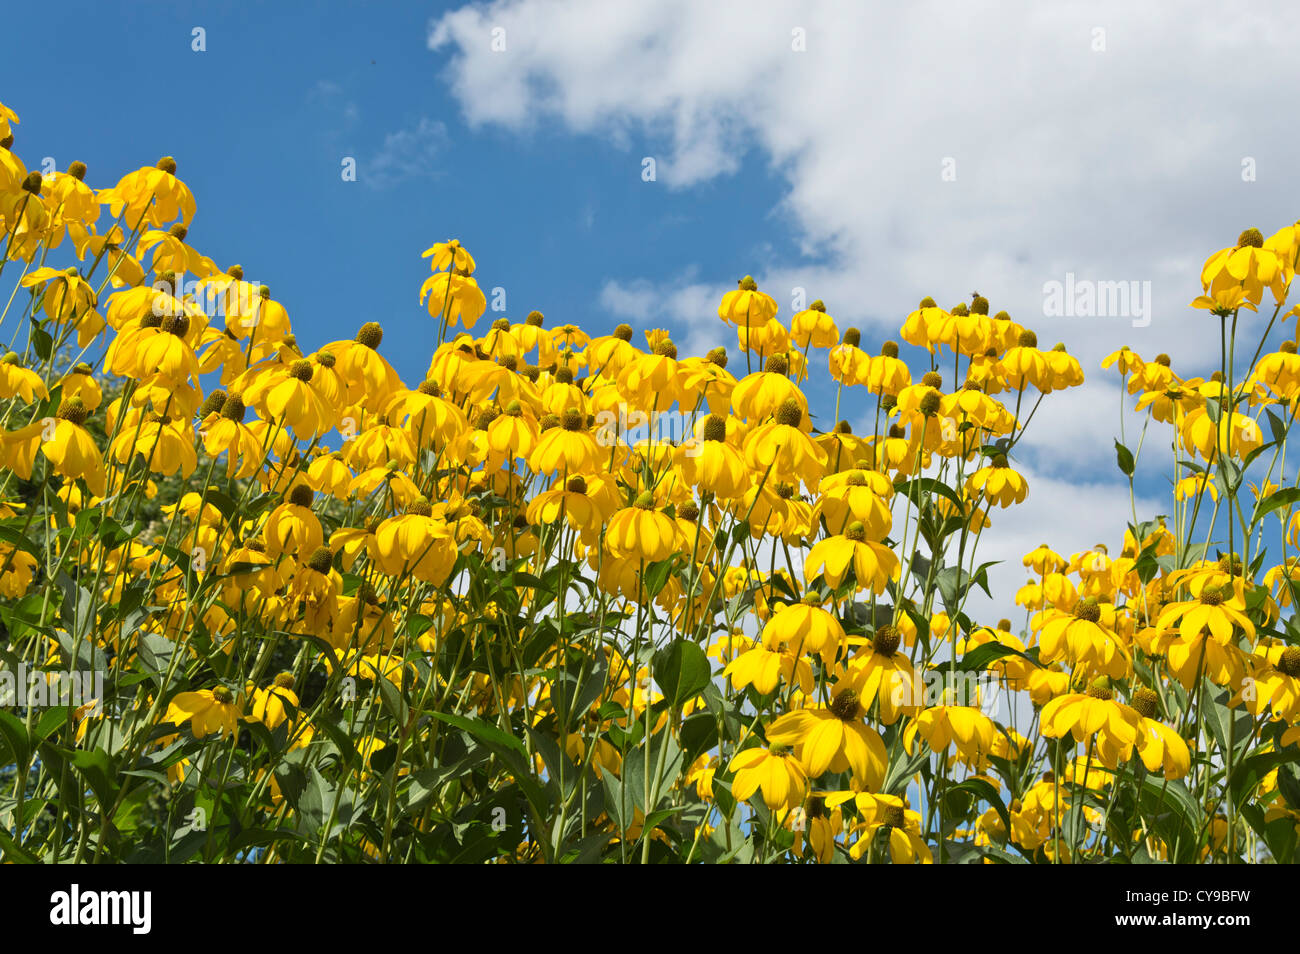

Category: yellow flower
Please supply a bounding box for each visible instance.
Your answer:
[1023,543,1067,575]
[1101,345,1144,376]
[1001,330,1050,391]
[98,156,196,228]
[247,675,300,731]
[742,398,827,488]
[1040,684,1142,748]
[717,275,778,328]
[528,408,600,475]
[847,794,933,864]
[964,454,1028,508]
[765,686,888,787]
[723,643,813,695]
[728,744,807,811]
[790,300,838,348]
[319,323,404,412]
[0,353,49,403]
[1199,228,1286,307]
[730,354,806,421]
[372,499,459,584]
[1155,582,1254,644]
[863,342,911,396]
[108,413,197,479]
[676,416,750,500]
[1037,598,1129,679]
[263,485,324,559]
[163,686,242,738]
[1190,285,1258,317]
[803,522,899,594]
[829,330,872,385]
[137,224,217,278]
[40,398,107,496]
[200,394,267,479]
[1179,402,1263,462]
[587,323,640,378]
[0,544,38,598]
[902,703,997,761]
[239,359,337,437]
[526,475,603,534]
[421,269,487,330]
[1174,473,1218,502]
[617,339,687,413]
[21,266,102,345]
[1231,645,1300,722]
[422,238,476,274]
[604,493,683,564]
[846,624,923,724]
[760,595,846,663]
[1125,689,1190,779]
[0,100,17,139]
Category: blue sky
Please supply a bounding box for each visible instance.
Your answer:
[7,0,1299,615]
[4,0,798,388]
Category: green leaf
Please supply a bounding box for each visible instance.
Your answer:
[1214,457,1242,497]
[1134,540,1163,585]
[0,710,31,768]
[428,711,527,759]
[883,739,930,796]
[977,844,1028,864]
[935,561,997,610]
[62,746,118,807]
[1134,774,1202,861]
[0,829,39,863]
[642,556,680,598]
[623,729,683,814]
[138,633,181,684]
[0,524,43,563]
[1228,749,1296,811]
[377,677,409,727]
[942,777,1010,833]
[549,657,608,730]
[1276,764,1300,812]
[203,489,241,524]
[1114,440,1135,478]
[680,712,719,765]
[1202,682,1251,759]
[427,711,549,821]
[955,641,1041,673]
[526,726,577,799]
[651,639,711,707]
[31,322,53,362]
[1252,486,1300,525]
[895,477,965,514]
[299,765,355,836]
[1266,407,1289,446]
[34,705,73,743]
[601,771,634,831]
[1242,801,1298,863]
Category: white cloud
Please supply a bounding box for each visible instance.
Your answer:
[308,79,360,126]
[1009,378,1170,481]
[430,0,1296,609]
[366,118,448,189]
[598,275,726,359]
[430,0,1296,369]
[952,465,1165,624]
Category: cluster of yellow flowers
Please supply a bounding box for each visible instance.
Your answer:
[1,95,1299,864]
